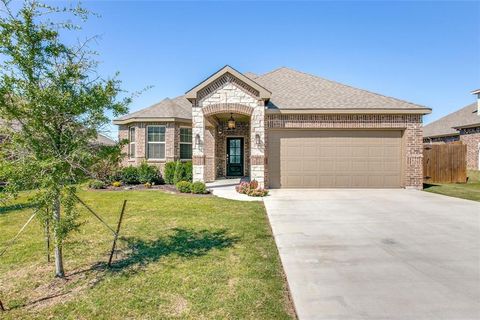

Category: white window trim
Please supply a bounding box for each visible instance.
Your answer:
[128,126,135,160]
[146,125,166,161]
[179,126,193,161]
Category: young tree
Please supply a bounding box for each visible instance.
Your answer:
[0,0,129,277]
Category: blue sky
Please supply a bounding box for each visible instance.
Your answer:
[55,1,480,138]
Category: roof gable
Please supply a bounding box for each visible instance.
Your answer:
[185,65,271,101]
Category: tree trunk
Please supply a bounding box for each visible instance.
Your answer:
[44,218,50,263]
[53,195,65,278]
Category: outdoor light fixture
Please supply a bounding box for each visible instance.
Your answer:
[255,133,261,146]
[227,113,236,129]
[195,133,200,147]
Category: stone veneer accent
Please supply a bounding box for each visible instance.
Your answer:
[459,127,480,170]
[265,114,424,189]
[192,80,265,186]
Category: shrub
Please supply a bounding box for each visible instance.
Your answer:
[164,162,176,184]
[164,160,193,185]
[112,181,122,187]
[191,181,207,194]
[183,161,193,182]
[173,161,184,185]
[138,162,162,184]
[88,179,106,189]
[176,181,192,193]
[121,166,140,184]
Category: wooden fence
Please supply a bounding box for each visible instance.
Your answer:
[423,143,467,184]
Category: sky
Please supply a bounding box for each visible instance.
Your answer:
[21,1,480,138]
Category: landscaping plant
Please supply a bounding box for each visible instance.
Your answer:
[137,162,162,184]
[88,180,106,190]
[235,180,269,197]
[0,0,130,277]
[163,161,176,184]
[176,181,192,193]
[191,181,208,194]
[120,166,140,185]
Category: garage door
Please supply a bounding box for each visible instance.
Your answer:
[268,130,402,188]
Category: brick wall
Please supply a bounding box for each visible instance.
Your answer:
[118,122,184,174]
[459,127,480,170]
[265,114,424,189]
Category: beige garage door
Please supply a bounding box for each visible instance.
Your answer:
[268,130,402,188]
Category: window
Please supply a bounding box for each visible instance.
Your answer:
[180,127,192,160]
[128,127,135,159]
[146,125,166,159]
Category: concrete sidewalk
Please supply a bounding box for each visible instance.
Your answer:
[264,189,480,320]
[206,178,263,202]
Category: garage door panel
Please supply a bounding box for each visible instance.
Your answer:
[268,130,402,188]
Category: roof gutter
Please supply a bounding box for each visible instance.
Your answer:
[265,108,432,115]
[112,117,192,125]
[452,122,480,130]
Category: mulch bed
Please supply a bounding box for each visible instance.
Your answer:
[91,184,212,197]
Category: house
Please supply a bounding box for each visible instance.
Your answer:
[0,118,116,146]
[423,90,480,170]
[113,66,431,189]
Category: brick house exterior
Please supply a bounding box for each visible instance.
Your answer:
[114,66,431,189]
[423,93,480,170]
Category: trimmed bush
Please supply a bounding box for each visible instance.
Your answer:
[192,181,207,194]
[121,166,140,184]
[164,162,176,184]
[138,162,162,184]
[88,179,106,189]
[176,181,192,193]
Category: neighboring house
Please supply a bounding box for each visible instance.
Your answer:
[113,66,431,189]
[423,90,480,170]
[0,118,116,146]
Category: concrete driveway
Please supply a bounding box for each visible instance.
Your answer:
[264,189,480,320]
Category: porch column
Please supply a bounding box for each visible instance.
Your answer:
[192,103,205,182]
[250,100,266,188]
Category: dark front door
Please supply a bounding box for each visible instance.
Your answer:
[226,137,244,177]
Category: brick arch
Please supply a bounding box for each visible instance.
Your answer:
[202,103,254,117]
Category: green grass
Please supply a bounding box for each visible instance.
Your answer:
[0,189,294,319]
[424,170,480,202]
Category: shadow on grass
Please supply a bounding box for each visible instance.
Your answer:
[423,183,439,190]
[0,202,37,215]
[93,227,239,274]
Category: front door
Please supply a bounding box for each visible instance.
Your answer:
[226,137,244,177]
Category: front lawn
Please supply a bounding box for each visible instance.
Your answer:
[424,170,480,202]
[0,189,294,319]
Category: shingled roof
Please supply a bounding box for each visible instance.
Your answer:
[113,96,191,123]
[114,66,429,123]
[423,103,480,138]
[254,67,428,111]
